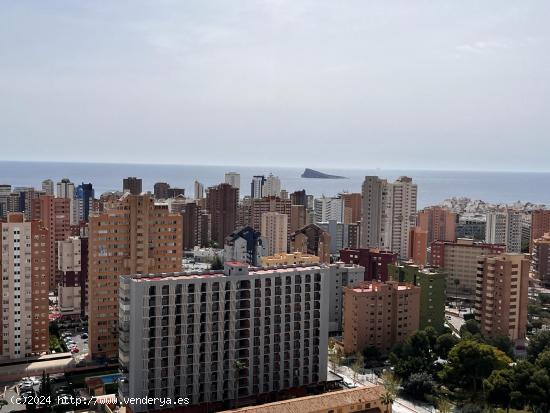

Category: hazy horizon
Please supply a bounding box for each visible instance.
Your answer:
[1,1,549,170]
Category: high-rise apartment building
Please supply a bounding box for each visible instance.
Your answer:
[0,185,10,218]
[327,263,364,333]
[361,176,418,258]
[475,254,529,344]
[56,178,75,199]
[123,177,143,195]
[179,202,210,250]
[0,213,50,360]
[289,205,307,236]
[343,281,420,354]
[339,248,397,282]
[194,181,205,200]
[531,210,550,251]
[339,192,362,224]
[58,236,88,318]
[533,233,550,288]
[264,173,281,197]
[13,187,43,220]
[408,226,428,266]
[153,182,170,200]
[261,212,288,256]
[248,197,292,233]
[417,206,456,245]
[88,194,182,360]
[41,179,54,196]
[456,214,486,241]
[32,195,72,291]
[486,210,522,253]
[250,175,266,199]
[290,224,330,263]
[223,226,267,266]
[206,183,238,247]
[118,262,329,412]
[224,172,241,191]
[290,190,307,208]
[430,238,505,302]
[314,196,343,223]
[390,176,418,259]
[389,263,446,330]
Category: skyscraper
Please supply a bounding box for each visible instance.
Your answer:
[290,190,307,208]
[339,192,362,224]
[390,176,418,259]
[416,206,457,245]
[75,183,94,222]
[88,194,182,359]
[224,172,241,191]
[486,210,522,253]
[41,179,54,196]
[531,210,550,251]
[206,183,238,247]
[261,212,288,255]
[360,176,392,250]
[58,236,88,318]
[123,177,143,195]
[32,195,72,291]
[153,182,170,200]
[314,196,343,223]
[0,213,50,360]
[475,254,529,344]
[533,233,550,288]
[250,175,266,199]
[264,173,281,197]
[408,226,428,266]
[194,180,205,200]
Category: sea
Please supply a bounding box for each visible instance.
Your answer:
[1,161,549,209]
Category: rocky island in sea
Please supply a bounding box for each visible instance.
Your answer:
[301,168,347,179]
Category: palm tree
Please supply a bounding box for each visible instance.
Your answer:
[380,391,395,413]
[436,398,453,413]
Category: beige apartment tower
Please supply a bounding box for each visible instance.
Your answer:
[88,194,183,360]
[0,213,50,360]
[343,281,420,354]
[475,254,529,343]
[261,212,288,256]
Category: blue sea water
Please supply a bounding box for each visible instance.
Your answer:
[1,161,549,208]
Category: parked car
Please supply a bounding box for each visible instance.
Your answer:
[70,347,80,353]
[80,333,88,339]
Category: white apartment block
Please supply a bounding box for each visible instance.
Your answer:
[486,210,522,253]
[225,172,241,191]
[264,174,281,197]
[361,176,417,259]
[118,262,329,411]
[314,196,343,224]
[261,212,288,256]
[327,263,364,333]
[390,176,418,259]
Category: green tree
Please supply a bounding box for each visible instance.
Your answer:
[486,336,514,359]
[403,372,436,401]
[435,333,459,359]
[210,255,224,270]
[380,392,394,413]
[440,340,512,394]
[329,343,343,372]
[484,368,513,411]
[363,346,382,364]
[528,331,550,362]
[390,330,434,379]
[459,319,481,338]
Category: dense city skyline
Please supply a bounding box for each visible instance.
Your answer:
[2,1,550,170]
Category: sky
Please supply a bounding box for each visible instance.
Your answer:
[1,1,549,171]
